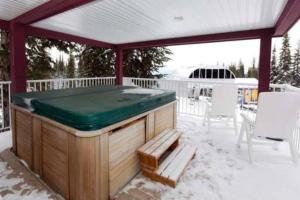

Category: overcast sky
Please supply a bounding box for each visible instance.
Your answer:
[162,20,300,77]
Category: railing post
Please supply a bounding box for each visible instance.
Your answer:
[258,30,273,93]
[115,46,123,85]
[9,23,27,93]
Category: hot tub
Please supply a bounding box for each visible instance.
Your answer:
[11,86,177,200]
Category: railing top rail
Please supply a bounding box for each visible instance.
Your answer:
[124,77,290,89]
[0,81,11,84]
[27,77,116,82]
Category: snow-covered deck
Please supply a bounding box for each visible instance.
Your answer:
[0,114,300,200]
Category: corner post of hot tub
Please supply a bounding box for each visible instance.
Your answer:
[114,46,124,85]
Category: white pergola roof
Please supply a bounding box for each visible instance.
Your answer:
[0,0,47,20]
[30,0,288,44]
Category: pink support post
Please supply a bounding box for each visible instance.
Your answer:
[10,23,27,93]
[115,47,123,85]
[258,30,273,93]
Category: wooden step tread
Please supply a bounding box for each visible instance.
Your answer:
[142,143,196,188]
[138,129,181,157]
[137,129,181,171]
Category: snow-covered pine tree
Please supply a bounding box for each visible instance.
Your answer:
[66,53,75,78]
[247,57,258,78]
[237,60,245,78]
[292,41,300,87]
[270,46,279,83]
[277,34,292,84]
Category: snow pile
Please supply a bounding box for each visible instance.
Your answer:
[122,88,164,96]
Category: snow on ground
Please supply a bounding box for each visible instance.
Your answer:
[0,132,53,200]
[120,114,300,200]
[0,115,300,200]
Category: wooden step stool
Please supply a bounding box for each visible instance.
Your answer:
[137,128,196,187]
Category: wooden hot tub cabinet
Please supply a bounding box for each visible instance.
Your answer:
[11,101,177,200]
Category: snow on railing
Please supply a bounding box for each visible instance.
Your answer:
[0,81,11,132]
[27,77,116,92]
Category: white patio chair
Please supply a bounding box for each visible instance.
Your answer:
[203,85,238,134]
[237,92,300,163]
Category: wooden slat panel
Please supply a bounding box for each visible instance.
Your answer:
[42,142,68,197]
[146,112,155,142]
[154,104,174,135]
[68,134,109,200]
[16,111,32,168]
[109,119,145,197]
[41,122,68,198]
[32,118,42,174]
[11,108,17,154]
[42,122,68,153]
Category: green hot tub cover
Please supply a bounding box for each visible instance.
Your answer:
[12,86,176,131]
[12,85,130,111]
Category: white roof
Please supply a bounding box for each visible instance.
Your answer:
[30,0,288,44]
[0,0,47,20]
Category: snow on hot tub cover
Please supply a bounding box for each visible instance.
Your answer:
[12,86,176,131]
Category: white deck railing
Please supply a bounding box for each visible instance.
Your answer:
[0,81,11,132]
[123,77,287,116]
[27,77,116,92]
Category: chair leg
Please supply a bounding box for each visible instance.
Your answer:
[237,121,245,148]
[203,107,207,126]
[245,125,253,163]
[289,139,298,164]
[233,115,238,136]
[207,114,211,133]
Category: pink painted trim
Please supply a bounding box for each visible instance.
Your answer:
[25,26,113,48]
[119,28,274,49]
[9,23,27,93]
[12,0,95,24]
[115,47,123,85]
[274,0,300,36]
[258,31,273,93]
[0,19,9,30]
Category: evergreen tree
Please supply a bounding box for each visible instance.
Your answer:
[26,36,53,79]
[292,41,300,86]
[78,46,172,78]
[270,46,279,83]
[26,36,77,79]
[123,47,172,78]
[0,29,10,127]
[0,30,9,81]
[247,58,258,78]
[229,63,238,77]
[277,34,292,84]
[78,46,115,77]
[54,54,65,77]
[66,53,76,78]
[237,60,245,78]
